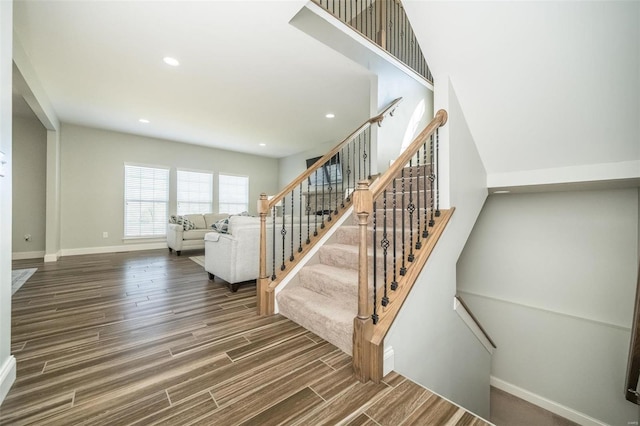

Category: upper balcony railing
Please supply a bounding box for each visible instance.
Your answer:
[313,0,433,83]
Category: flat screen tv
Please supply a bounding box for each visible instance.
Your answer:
[306,154,342,187]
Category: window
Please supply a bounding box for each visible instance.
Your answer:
[219,174,249,214]
[177,170,213,215]
[124,165,169,237]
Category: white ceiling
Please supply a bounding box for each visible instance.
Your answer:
[404,1,640,176]
[13,0,374,158]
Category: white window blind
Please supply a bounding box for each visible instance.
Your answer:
[124,165,169,237]
[219,174,249,214]
[177,170,213,215]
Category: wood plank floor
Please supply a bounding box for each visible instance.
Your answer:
[2,249,490,425]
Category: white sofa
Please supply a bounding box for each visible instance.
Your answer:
[204,215,310,292]
[167,213,229,255]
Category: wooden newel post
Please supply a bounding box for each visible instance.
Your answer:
[353,180,374,382]
[257,193,272,316]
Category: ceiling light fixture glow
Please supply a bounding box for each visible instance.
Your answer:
[325,113,335,119]
[493,190,511,194]
[259,143,266,147]
[139,118,150,124]
[163,57,180,67]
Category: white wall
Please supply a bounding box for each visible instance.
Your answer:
[457,189,639,425]
[0,0,15,405]
[405,1,640,186]
[386,78,490,417]
[12,114,46,255]
[59,124,280,253]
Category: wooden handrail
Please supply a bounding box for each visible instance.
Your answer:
[369,109,447,200]
[263,97,402,211]
[455,295,497,349]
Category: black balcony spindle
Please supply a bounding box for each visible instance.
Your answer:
[346,143,352,201]
[290,192,295,261]
[415,149,422,250]
[281,198,287,271]
[321,167,326,228]
[298,184,303,253]
[314,171,319,236]
[429,134,435,227]
[306,180,311,244]
[367,128,372,179]
[340,147,345,208]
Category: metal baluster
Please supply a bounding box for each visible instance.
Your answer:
[334,155,339,214]
[422,140,429,238]
[391,176,398,290]
[321,163,326,229]
[407,159,415,262]
[290,191,295,261]
[367,127,372,179]
[346,143,352,202]
[314,170,319,236]
[415,149,422,250]
[381,190,389,306]
[435,127,441,217]
[340,147,345,208]
[372,200,378,324]
[306,179,311,244]
[298,184,303,253]
[327,157,333,222]
[429,134,435,227]
[400,168,406,276]
[281,197,287,271]
[271,206,276,280]
[357,134,362,181]
[363,130,368,180]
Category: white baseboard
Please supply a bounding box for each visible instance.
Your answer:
[44,252,60,263]
[490,376,607,426]
[60,242,167,257]
[0,356,16,406]
[12,250,45,260]
[383,346,394,377]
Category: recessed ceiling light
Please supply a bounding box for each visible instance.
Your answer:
[139,118,150,124]
[493,190,510,194]
[163,57,180,67]
[325,113,335,119]
[259,143,266,147]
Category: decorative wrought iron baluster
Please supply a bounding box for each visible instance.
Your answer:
[363,130,368,180]
[271,206,276,280]
[415,150,422,250]
[422,140,429,238]
[321,166,326,229]
[346,143,352,202]
[334,155,339,215]
[340,148,345,208]
[298,184,303,253]
[327,157,333,222]
[306,180,311,244]
[314,170,319,236]
[357,134,362,181]
[435,128,441,217]
[290,192,295,261]
[281,198,287,271]
[407,160,415,262]
[367,127,372,179]
[429,134,435,227]
[400,168,406,276]
[372,200,378,324]
[381,190,389,307]
[391,177,398,290]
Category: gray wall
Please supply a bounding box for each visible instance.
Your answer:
[386,79,490,418]
[12,114,46,254]
[457,188,639,425]
[0,0,14,404]
[59,123,280,251]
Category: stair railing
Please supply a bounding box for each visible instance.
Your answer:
[626,260,640,404]
[353,109,451,382]
[257,98,402,315]
[313,0,433,83]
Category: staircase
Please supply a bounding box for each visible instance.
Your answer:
[278,169,432,355]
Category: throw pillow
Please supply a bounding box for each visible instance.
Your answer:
[169,215,178,224]
[212,218,229,233]
[182,217,197,231]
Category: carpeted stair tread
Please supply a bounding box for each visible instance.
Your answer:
[298,263,359,299]
[277,285,355,354]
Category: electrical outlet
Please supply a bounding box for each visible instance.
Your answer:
[102,232,108,238]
